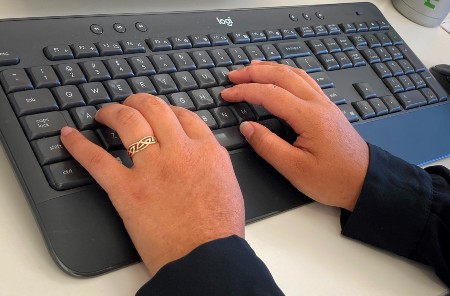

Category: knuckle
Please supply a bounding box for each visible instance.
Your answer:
[87,149,108,167]
[116,107,141,126]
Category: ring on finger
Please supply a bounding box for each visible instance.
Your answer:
[127,135,158,157]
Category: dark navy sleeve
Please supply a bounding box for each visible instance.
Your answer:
[341,143,450,287]
[136,235,284,296]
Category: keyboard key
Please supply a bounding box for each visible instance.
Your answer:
[96,127,123,150]
[313,25,328,36]
[353,83,377,99]
[381,95,402,113]
[229,103,256,123]
[322,38,341,53]
[305,40,328,55]
[146,38,172,51]
[361,49,381,64]
[317,54,340,71]
[44,45,74,61]
[323,88,346,105]
[365,34,381,48]
[28,66,61,88]
[420,88,439,104]
[19,110,72,140]
[210,67,230,86]
[188,89,215,110]
[249,104,272,120]
[264,29,282,41]
[420,71,448,101]
[8,88,58,116]
[372,63,392,78]
[43,159,94,190]
[96,41,123,56]
[167,92,196,110]
[79,61,111,82]
[386,46,403,60]
[213,125,247,150]
[226,48,249,64]
[71,43,99,58]
[0,68,34,93]
[294,56,323,73]
[333,52,352,69]
[374,47,392,62]
[355,22,369,32]
[326,24,341,35]
[244,46,266,61]
[169,36,192,49]
[367,21,380,31]
[349,35,367,47]
[309,72,334,89]
[103,79,133,101]
[208,86,229,106]
[281,28,298,39]
[248,31,267,42]
[228,32,251,44]
[398,44,425,72]
[297,26,315,37]
[128,56,156,76]
[375,33,392,46]
[383,77,404,94]
[171,52,197,71]
[339,23,357,33]
[398,59,414,74]
[151,54,177,74]
[397,75,415,91]
[368,97,389,116]
[128,76,157,94]
[68,106,99,130]
[0,49,19,66]
[192,69,217,88]
[150,74,178,94]
[208,33,230,46]
[79,82,111,105]
[277,41,311,58]
[260,44,281,61]
[209,49,233,66]
[54,63,87,85]
[210,106,238,128]
[195,110,218,129]
[335,36,355,51]
[352,100,376,119]
[172,71,198,92]
[104,59,134,79]
[409,73,426,89]
[191,51,215,69]
[346,50,366,67]
[189,35,211,48]
[386,61,404,76]
[52,85,86,109]
[395,90,427,109]
[119,40,146,54]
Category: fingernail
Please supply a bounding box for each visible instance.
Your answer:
[60,126,76,137]
[221,87,232,94]
[240,121,255,138]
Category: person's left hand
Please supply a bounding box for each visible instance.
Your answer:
[60,94,245,276]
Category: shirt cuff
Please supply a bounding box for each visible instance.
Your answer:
[340,143,432,257]
[136,235,283,296]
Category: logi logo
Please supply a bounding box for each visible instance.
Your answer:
[216,17,233,26]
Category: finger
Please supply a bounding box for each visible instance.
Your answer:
[221,83,307,133]
[170,106,214,140]
[60,126,129,194]
[227,64,320,100]
[95,103,158,150]
[250,60,324,95]
[239,121,307,181]
[123,94,187,145]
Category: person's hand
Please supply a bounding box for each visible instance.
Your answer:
[60,94,245,276]
[221,61,369,211]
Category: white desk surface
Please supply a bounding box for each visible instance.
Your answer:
[0,0,449,295]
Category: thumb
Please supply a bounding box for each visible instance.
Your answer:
[240,121,305,178]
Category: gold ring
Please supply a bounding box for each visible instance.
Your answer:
[127,136,158,157]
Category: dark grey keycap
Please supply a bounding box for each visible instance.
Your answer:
[349,35,367,47]
[333,52,352,69]
[385,61,404,76]
[228,32,250,44]
[44,45,74,61]
[420,88,439,104]
[338,104,359,122]
[383,77,404,94]
[308,72,334,89]
[352,101,376,119]
[171,52,197,71]
[294,56,323,73]
[213,125,247,150]
[191,51,215,69]
[188,89,215,110]
[368,98,389,116]
[210,67,230,86]
[69,105,100,130]
[167,92,196,110]
[317,54,340,71]
[229,103,256,123]
[323,88,346,104]
[128,56,156,76]
[365,34,381,48]
[374,48,392,62]
[420,71,448,101]
[192,69,217,88]
[387,32,404,45]
[264,29,282,41]
[208,33,230,46]
[259,118,286,137]
[0,49,19,66]
[151,54,177,73]
[339,23,357,33]
[260,44,281,61]
[103,79,133,101]
[128,76,157,94]
[172,72,198,92]
[326,24,341,35]
[381,95,402,113]
[119,40,146,54]
[298,26,315,37]
[169,36,192,49]
[313,25,328,36]
[208,86,229,106]
[79,82,111,105]
[71,43,99,58]
[281,28,298,39]
[355,22,369,32]
[248,31,267,42]
[19,110,71,140]
[398,59,415,74]
[226,48,249,65]
[335,36,355,51]
[54,63,87,85]
[96,127,123,150]
[0,68,34,93]
[209,49,233,67]
[398,44,425,72]
[398,75,415,91]
[28,66,61,88]
[409,73,426,89]
[189,35,211,47]
[43,159,94,190]
[146,38,172,51]
[279,59,297,67]
[386,46,403,60]
[195,110,218,129]
[52,85,86,109]
[276,41,311,58]
[243,46,265,61]
[395,90,427,109]
[8,88,58,116]
[322,38,341,53]
[375,33,392,46]
[150,74,178,94]
[210,106,238,128]
[79,61,111,82]
[95,41,123,56]
[361,49,381,64]
[354,83,377,99]
[346,50,366,67]
[249,104,272,120]
[104,59,134,79]
[372,63,392,78]
[367,21,380,31]
[31,130,101,165]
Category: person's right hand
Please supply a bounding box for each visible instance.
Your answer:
[221,61,369,211]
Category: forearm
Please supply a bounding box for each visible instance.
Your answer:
[341,143,450,287]
[136,235,284,296]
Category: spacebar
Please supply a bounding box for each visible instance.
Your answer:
[213,118,284,150]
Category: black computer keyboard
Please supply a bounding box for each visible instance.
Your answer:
[0,2,449,277]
